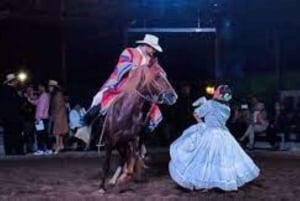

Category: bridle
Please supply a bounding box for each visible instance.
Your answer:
[134,67,170,105]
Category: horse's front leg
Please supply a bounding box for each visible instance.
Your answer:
[117,142,136,184]
[99,142,112,193]
[108,146,127,186]
[133,136,146,181]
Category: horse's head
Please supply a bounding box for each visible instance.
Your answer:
[134,58,178,105]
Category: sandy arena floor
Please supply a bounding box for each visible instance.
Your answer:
[0,150,300,201]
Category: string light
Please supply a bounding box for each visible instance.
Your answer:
[205,86,215,95]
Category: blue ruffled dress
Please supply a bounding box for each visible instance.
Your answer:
[169,99,259,191]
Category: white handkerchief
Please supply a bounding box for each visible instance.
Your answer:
[35,120,45,131]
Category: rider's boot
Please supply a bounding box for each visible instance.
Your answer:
[81,105,101,126]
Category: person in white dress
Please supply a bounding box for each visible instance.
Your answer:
[169,85,260,191]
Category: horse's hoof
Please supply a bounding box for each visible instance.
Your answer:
[200,189,209,193]
[98,188,106,194]
[108,179,116,186]
[117,175,132,185]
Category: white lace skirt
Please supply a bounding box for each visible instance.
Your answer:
[169,123,260,191]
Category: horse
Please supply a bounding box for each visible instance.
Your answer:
[98,58,178,193]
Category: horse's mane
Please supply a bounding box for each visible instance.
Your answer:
[122,57,164,94]
[105,58,169,145]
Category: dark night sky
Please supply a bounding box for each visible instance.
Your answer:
[0,0,300,105]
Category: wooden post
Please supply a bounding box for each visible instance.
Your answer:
[214,28,221,83]
[274,31,281,96]
[60,0,67,86]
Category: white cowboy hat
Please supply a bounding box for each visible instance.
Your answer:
[136,34,163,52]
[3,73,16,84]
[48,80,59,87]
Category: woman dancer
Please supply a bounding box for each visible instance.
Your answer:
[169,85,259,191]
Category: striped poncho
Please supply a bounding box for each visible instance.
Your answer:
[100,47,163,130]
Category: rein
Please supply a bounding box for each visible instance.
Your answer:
[97,65,168,151]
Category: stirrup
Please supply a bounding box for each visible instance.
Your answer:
[97,143,105,153]
[83,105,101,125]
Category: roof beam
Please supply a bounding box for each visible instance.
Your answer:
[128,27,216,33]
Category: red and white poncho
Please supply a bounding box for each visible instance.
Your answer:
[91,47,162,130]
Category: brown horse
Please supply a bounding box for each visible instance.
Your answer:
[98,58,177,193]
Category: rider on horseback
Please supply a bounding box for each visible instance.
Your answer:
[82,34,164,149]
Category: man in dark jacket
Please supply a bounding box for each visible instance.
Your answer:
[0,74,23,155]
[21,86,36,153]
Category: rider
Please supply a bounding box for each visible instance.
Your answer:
[82,34,164,138]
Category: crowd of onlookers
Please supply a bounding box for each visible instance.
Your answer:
[0,73,87,156]
[157,83,300,150]
[227,96,300,150]
[0,74,300,156]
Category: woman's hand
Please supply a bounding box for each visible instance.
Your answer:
[193,112,202,123]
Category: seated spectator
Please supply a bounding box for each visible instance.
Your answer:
[239,102,269,149]
[290,102,300,132]
[69,104,86,150]
[229,104,251,139]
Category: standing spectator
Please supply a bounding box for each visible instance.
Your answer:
[21,85,36,153]
[48,80,68,154]
[0,74,23,155]
[69,104,86,150]
[28,83,52,155]
[173,83,194,136]
[64,95,71,113]
[250,96,259,112]
[266,101,288,149]
[227,105,241,138]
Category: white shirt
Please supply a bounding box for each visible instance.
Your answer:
[69,108,86,130]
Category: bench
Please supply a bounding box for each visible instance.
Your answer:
[0,126,4,155]
[253,132,286,150]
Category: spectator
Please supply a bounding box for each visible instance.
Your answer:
[172,82,194,136]
[289,102,300,134]
[28,83,52,155]
[250,96,259,112]
[0,74,24,155]
[48,80,68,154]
[228,103,251,140]
[239,102,269,149]
[21,85,36,153]
[266,101,289,149]
[69,104,86,150]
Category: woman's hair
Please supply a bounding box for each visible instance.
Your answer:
[216,85,232,102]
